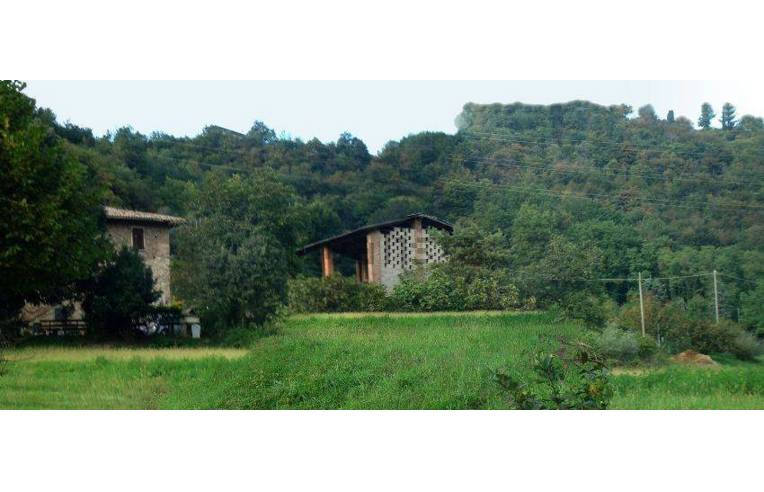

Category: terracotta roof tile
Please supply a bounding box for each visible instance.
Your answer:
[104,206,185,225]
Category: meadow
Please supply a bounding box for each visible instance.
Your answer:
[1,312,762,409]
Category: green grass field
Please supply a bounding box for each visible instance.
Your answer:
[2,312,762,409]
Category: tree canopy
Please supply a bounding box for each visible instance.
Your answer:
[0,81,109,326]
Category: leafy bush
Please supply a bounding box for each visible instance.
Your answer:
[389,220,520,311]
[740,281,764,335]
[730,330,764,361]
[494,341,612,410]
[595,325,640,363]
[637,335,660,360]
[558,293,611,328]
[82,247,160,339]
[388,267,519,312]
[288,274,387,313]
[615,298,763,360]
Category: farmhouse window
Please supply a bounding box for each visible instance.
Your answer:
[132,228,145,250]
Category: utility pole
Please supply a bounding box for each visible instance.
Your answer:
[713,269,719,324]
[638,272,646,337]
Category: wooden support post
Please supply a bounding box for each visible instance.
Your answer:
[638,272,646,337]
[321,245,334,278]
[713,269,719,324]
[355,260,362,282]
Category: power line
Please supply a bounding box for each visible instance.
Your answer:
[464,179,764,212]
[718,273,759,285]
[463,130,764,170]
[462,153,764,191]
[643,273,714,281]
[462,131,764,181]
[503,271,744,284]
[140,133,764,212]
[150,154,256,174]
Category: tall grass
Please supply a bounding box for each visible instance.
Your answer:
[2,312,763,409]
[611,364,764,409]
[197,312,584,409]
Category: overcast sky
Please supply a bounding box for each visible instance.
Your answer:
[23,81,763,154]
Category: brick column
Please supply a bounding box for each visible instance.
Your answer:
[321,245,334,278]
[366,231,382,283]
[413,218,426,264]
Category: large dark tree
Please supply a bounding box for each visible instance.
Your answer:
[173,170,307,332]
[82,247,160,338]
[0,81,109,328]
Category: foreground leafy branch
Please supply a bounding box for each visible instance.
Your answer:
[494,341,613,410]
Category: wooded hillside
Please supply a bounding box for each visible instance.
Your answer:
[31,96,764,325]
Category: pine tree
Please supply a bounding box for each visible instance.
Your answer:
[721,102,737,130]
[698,103,715,129]
[667,110,675,123]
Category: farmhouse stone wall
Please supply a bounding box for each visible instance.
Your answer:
[107,222,172,304]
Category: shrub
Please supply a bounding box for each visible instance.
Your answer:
[494,341,612,410]
[558,293,611,328]
[388,269,454,311]
[596,325,640,363]
[388,267,519,312]
[82,247,160,340]
[730,330,764,361]
[740,281,764,335]
[614,299,763,360]
[288,274,387,313]
[637,335,660,360]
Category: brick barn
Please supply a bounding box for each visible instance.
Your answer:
[297,213,452,290]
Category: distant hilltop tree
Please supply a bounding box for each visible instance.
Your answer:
[666,110,675,123]
[637,105,658,122]
[721,103,737,130]
[698,102,715,129]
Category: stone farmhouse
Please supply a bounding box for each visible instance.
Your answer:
[22,206,184,330]
[101,206,184,304]
[297,213,452,290]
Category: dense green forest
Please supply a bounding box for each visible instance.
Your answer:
[2,80,763,334]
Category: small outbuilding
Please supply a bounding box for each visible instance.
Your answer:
[297,213,453,290]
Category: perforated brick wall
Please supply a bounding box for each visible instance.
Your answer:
[379,226,446,290]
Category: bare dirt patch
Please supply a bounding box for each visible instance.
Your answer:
[672,350,718,366]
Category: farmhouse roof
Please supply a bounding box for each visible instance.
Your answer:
[104,206,185,226]
[297,213,452,257]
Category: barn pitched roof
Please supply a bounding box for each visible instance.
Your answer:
[104,206,185,226]
[297,213,452,257]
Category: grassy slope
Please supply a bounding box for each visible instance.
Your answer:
[1,312,763,409]
[182,312,581,410]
